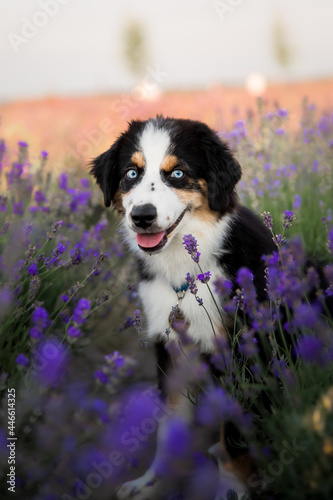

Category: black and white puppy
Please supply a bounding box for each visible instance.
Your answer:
[91,116,276,498]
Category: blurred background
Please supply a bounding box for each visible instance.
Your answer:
[1,0,333,169]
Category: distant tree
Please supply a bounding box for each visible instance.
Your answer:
[271,14,295,70]
[122,20,148,77]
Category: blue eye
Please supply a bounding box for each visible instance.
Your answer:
[126,169,137,179]
[171,170,184,179]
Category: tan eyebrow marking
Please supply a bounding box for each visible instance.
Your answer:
[161,154,179,172]
[131,151,145,168]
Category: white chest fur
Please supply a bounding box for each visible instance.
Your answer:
[136,215,232,353]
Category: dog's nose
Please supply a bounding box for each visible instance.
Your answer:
[131,204,157,229]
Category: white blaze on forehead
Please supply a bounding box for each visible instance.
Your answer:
[123,121,185,233]
[139,123,171,174]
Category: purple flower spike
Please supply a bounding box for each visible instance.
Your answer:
[68,326,82,338]
[328,227,333,256]
[18,141,28,148]
[94,370,109,384]
[80,178,90,189]
[261,211,273,230]
[134,309,142,332]
[182,234,201,263]
[34,338,69,387]
[13,201,24,216]
[294,303,320,329]
[296,335,323,364]
[213,276,232,297]
[197,271,211,284]
[35,190,47,204]
[293,194,302,209]
[41,151,48,158]
[277,108,288,118]
[58,173,68,190]
[73,298,91,325]
[283,210,295,229]
[185,273,198,295]
[28,263,38,276]
[16,354,30,367]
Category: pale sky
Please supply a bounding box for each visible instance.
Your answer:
[0,0,333,102]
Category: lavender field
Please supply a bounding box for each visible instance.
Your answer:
[0,99,333,500]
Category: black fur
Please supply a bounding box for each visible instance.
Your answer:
[90,116,241,214]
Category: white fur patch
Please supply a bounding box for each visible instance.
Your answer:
[132,214,232,353]
[122,123,186,239]
[120,120,233,352]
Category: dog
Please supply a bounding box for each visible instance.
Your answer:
[90,116,277,499]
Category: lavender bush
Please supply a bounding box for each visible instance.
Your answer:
[0,100,332,500]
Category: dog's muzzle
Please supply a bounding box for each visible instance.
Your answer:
[131,203,157,229]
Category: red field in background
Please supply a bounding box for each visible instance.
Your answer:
[1,79,332,174]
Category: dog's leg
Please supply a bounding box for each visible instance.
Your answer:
[116,341,194,500]
[208,421,252,500]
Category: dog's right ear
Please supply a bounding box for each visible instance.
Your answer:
[90,138,122,207]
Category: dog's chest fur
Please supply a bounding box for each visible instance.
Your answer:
[133,215,232,352]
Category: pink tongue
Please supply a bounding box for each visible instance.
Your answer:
[136,231,166,248]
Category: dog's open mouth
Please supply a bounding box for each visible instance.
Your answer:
[136,210,186,253]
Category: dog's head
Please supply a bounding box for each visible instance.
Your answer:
[90,116,241,254]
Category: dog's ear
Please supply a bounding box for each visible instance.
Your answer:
[199,125,242,213]
[90,138,122,207]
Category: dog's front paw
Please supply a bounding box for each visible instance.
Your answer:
[116,469,159,500]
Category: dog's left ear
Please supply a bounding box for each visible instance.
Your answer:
[200,125,242,213]
[89,138,122,207]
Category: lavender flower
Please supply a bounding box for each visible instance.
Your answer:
[68,326,82,338]
[134,309,142,332]
[70,244,82,265]
[274,234,287,246]
[32,307,49,329]
[283,210,295,229]
[261,211,273,230]
[275,128,286,135]
[41,150,48,158]
[236,267,257,311]
[328,227,333,256]
[293,194,302,209]
[94,370,109,384]
[73,299,91,325]
[213,276,232,297]
[105,351,125,368]
[33,338,69,387]
[16,354,30,367]
[197,386,244,428]
[27,263,38,276]
[296,335,323,364]
[35,190,47,204]
[277,108,288,118]
[197,271,211,284]
[28,276,40,301]
[293,303,320,329]
[238,329,259,358]
[52,220,64,234]
[58,173,68,190]
[13,201,23,215]
[185,273,198,295]
[183,234,201,263]
[0,195,7,212]
[80,178,90,189]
